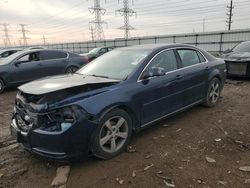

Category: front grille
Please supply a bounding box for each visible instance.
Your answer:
[226,61,248,76]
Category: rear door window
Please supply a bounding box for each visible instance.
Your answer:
[42,51,67,60]
[177,49,201,67]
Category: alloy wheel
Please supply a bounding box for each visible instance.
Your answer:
[99,116,129,153]
[209,82,220,103]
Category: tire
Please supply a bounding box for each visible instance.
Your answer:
[65,66,79,74]
[203,77,222,107]
[91,108,132,159]
[0,79,5,94]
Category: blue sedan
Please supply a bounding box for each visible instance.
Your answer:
[11,44,226,160]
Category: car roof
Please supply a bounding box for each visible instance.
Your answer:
[118,43,197,51]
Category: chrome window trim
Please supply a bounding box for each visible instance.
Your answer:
[137,47,208,82]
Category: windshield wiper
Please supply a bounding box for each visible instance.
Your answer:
[89,74,110,79]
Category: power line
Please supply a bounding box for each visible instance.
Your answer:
[18,24,29,46]
[42,35,47,44]
[90,26,95,41]
[89,0,107,40]
[116,0,136,39]
[226,0,234,31]
[1,23,11,47]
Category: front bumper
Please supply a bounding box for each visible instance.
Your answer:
[11,113,98,161]
[225,60,250,77]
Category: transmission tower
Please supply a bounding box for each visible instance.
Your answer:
[1,23,11,47]
[89,0,107,40]
[116,0,136,39]
[18,24,29,46]
[42,35,47,45]
[226,0,234,31]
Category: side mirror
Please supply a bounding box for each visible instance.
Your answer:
[141,67,166,80]
[14,61,21,66]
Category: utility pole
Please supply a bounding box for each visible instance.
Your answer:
[226,0,234,31]
[1,23,11,47]
[89,0,107,40]
[203,18,205,32]
[90,26,94,41]
[18,24,29,46]
[116,0,136,39]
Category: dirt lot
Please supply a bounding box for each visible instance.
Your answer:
[0,80,250,188]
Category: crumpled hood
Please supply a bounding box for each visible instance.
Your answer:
[19,74,119,95]
[226,52,250,60]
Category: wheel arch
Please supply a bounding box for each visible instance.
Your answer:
[98,104,139,131]
[208,69,222,84]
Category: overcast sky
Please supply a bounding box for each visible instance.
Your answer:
[1,0,250,46]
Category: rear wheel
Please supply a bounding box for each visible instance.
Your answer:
[203,77,222,107]
[65,66,79,74]
[0,79,5,94]
[91,109,132,159]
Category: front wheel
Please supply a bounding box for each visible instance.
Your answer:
[203,77,222,107]
[91,109,132,159]
[0,79,5,94]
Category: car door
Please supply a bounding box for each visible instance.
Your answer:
[176,48,209,106]
[39,50,68,76]
[137,49,184,125]
[10,51,44,84]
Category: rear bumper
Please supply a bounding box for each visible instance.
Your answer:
[225,60,250,77]
[10,115,97,161]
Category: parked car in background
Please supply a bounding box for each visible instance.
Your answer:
[221,41,250,77]
[0,49,88,93]
[80,47,114,62]
[0,48,22,59]
[10,44,226,160]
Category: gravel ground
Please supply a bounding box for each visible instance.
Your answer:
[0,79,250,188]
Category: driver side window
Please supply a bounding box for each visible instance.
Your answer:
[148,50,178,73]
[16,52,40,63]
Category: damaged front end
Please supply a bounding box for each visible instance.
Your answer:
[10,82,117,160]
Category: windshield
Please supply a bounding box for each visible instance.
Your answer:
[78,49,150,80]
[89,48,100,54]
[233,42,250,53]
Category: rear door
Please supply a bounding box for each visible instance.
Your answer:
[39,50,68,76]
[137,49,184,125]
[176,48,209,106]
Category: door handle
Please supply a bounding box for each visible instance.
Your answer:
[176,74,183,80]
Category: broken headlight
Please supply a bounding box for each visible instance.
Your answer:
[40,105,85,132]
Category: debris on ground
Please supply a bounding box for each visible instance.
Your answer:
[126,146,136,153]
[132,170,136,178]
[245,179,250,184]
[163,180,175,187]
[145,153,153,159]
[115,177,124,185]
[206,156,216,163]
[217,180,227,186]
[215,138,222,142]
[156,173,172,182]
[143,164,154,171]
[239,166,250,172]
[51,166,71,187]
[176,128,182,132]
[0,173,3,178]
